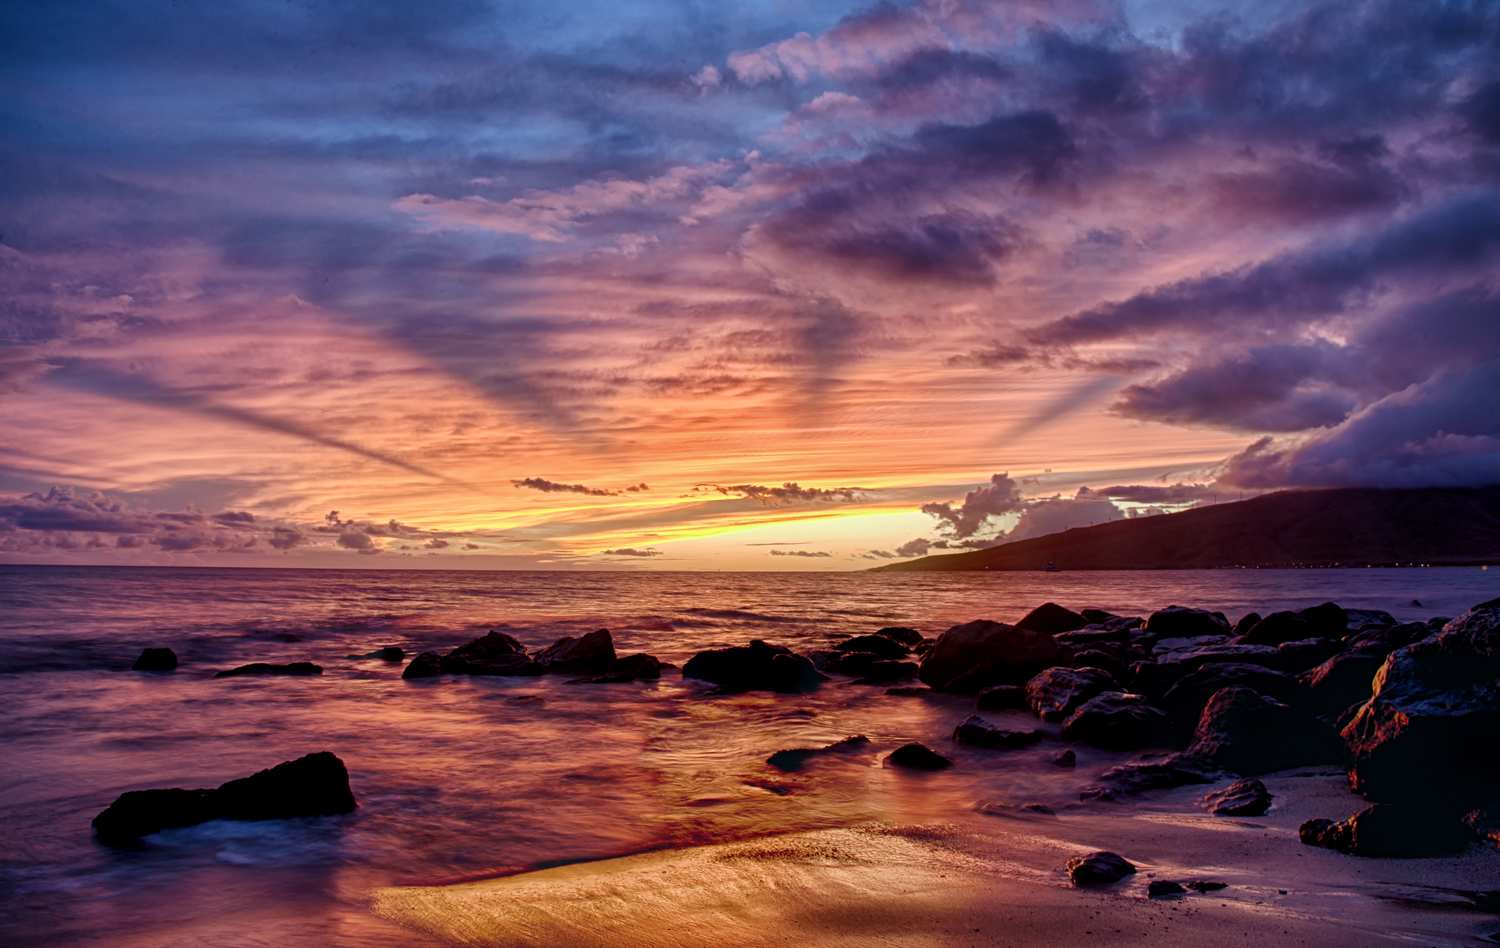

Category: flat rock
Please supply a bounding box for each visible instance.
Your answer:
[1201,778,1273,816]
[917,620,1066,692]
[951,715,1042,749]
[132,647,178,671]
[1081,753,1226,800]
[1186,687,1342,775]
[1061,692,1169,750]
[1066,851,1136,885]
[1171,643,1283,672]
[885,742,951,770]
[215,662,322,678]
[1026,666,1119,721]
[975,801,1057,820]
[767,735,871,772]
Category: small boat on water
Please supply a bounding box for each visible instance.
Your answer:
[1042,556,1062,572]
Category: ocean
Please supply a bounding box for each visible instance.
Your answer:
[2,564,1496,947]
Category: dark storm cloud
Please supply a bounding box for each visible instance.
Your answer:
[511,477,620,497]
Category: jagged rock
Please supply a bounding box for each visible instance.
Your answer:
[1202,778,1273,816]
[1342,598,1500,810]
[875,627,925,647]
[1149,880,1186,896]
[1161,664,1299,731]
[577,652,662,683]
[886,742,952,770]
[535,629,616,673]
[215,662,322,678]
[1143,607,1231,641]
[1066,851,1136,885]
[92,752,356,843]
[952,715,1042,749]
[1026,666,1119,721]
[917,620,1067,692]
[1053,749,1076,767]
[1061,692,1170,750]
[976,802,1056,820]
[1299,804,1471,857]
[833,634,910,659]
[1186,687,1342,775]
[852,661,918,684]
[1232,613,1262,636]
[682,640,826,694]
[1463,805,1500,848]
[402,651,445,679]
[1081,753,1226,799]
[1015,602,1088,636]
[466,654,546,676]
[132,648,178,671]
[767,735,870,771]
[976,684,1029,710]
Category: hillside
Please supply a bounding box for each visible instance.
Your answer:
[870,487,1500,571]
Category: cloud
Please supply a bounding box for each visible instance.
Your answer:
[704,482,868,505]
[512,477,620,497]
[919,473,1025,539]
[769,549,832,557]
[600,547,663,556]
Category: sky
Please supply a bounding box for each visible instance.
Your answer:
[1,0,1498,569]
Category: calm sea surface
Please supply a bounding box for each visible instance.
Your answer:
[2,565,1496,946]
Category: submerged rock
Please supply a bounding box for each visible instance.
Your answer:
[917,620,1066,692]
[1202,778,1273,816]
[1185,687,1342,776]
[975,801,1057,820]
[1299,804,1471,857]
[951,715,1042,749]
[576,652,662,683]
[1061,692,1169,750]
[1026,666,1119,721]
[92,752,356,844]
[1066,851,1136,885]
[535,629,616,674]
[215,662,322,678]
[132,647,178,671]
[766,735,871,772]
[682,640,825,694]
[832,634,909,659]
[885,742,951,770]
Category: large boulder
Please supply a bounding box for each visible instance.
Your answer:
[1128,661,1192,701]
[93,752,356,844]
[1142,607,1230,641]
[1276,637,1340,674]
[1160,664,1299,732]
[132,648,178,671]
[682,640,825,694]
[1201,778,1273,816]
[1026,667,1119,721]
[1344,609,1398,632]
[1185,687,1342,775]
[918,620,1067,692]
[1061,692,1169,750]
[1299,651,1386,718]
[1015,602,1088,636]
[1244,603,1347,646]
[1300,804,1471,857]
[534,629,616,674]
[440,631,542,675]
[1341,599,1500,811]
[833,634,910,659]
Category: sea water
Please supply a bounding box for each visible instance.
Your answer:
[1,565,1495,946]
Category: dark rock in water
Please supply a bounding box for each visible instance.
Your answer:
[1081,753,1226,799]
[215,662,322,678]
[875,627,924,647]
[833,634,909,659]
[93,752,356,843]
[1143,607,1230,641]
[822,651,885,675]
[441,631,543,675]
[132,648,178,671]
[1342,598,1500,810]
[1061,692,1169,750]
[577,652,662,683]
[767,735,871,771]
[1053,749,1077,767]
[1186,687,1342,776]
[535,629,616,674]
[682,640,826,694]
[447,630,525,663]
[1128,661,1191,701]
[886,742,951,770]
[952,715,1043,749]
[1149,880,1187,896]
[1300,804,1472,857]
[977,684,1029,710]
[402,651,445,679]
[852,660,919,684]
[804,648,841,670]
[374,647,404,662]
[1202,778,1273,816]
[918,620,1067,692]
[507,694,545,705]
[1015,602,1088,636]
[1232,613,1262,637]
[1299,651,1387,718]
[1345,609,1398,632]
[976,801,1057,820]
[1463,805,1500,848]
[1026,666,1119,721]
[1067,851,1136,885]
[1276,637,1340,674]
[1185,881,1228,892]
[1161,664,1299,733]
[1410,599,1422,607]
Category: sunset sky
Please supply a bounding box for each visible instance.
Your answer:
[2,0,1498,568]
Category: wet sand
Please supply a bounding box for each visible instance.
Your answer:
[373,771,1500,947]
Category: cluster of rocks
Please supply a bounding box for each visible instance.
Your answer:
[402,628,662,683]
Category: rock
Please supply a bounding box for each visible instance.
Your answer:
[1276,637,1340,673]
[1061,692,1170,750]
[1185,687,1343,775]
[214,662,322,678]
[1161,663,1300,732]
[1152,635,1231,661]
[1053,749,1077,767]
[1128,661,1191,701]
[1243,611,1318,646]
[819,650,885,675]
[1015,602,1088,636]
[1172,643,1284,672]
[1056,627,1132,646]
[1342,598,1500,810]
[1149,880,1186,896]
[682,640,826,694]
[1081,753,1226,799]
[852,661,919,684]
[1071,649,1131,682]
[448,630,526,661]
[952,715,1043,749]
[1426,616,1453,631]
[874,627,925,647]
[885,686,934,697]
[833,634,910,659]
[1345,609,1398,632]
[1298,651,1387,718]
[1143,607,1230,641]
[1344,622,1429,652]
[976,801,1057,820]
[886,742,952,770]
[577,652,662,683]
[373,647,404,662]
[92,752,356,843]
[767,735,871,771]
[1202,778,1273,816]
[1080,609,1117,623]
[507,694,545,705]
[976,684,1029,710]
[1300,804,1472,857]
[132,648,178,671]
[401,651,445,679]
[1410,599,1422,607]
[535,629,616,674]
[466,654,546,676]
[441,631,543,675]
[1066,851,1136,885]
[1185,881,1227,892]
[1026,667,1120,721]
[1232,613,1262,636]
[1463,805,1500,848]
[918,620,1067,692]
